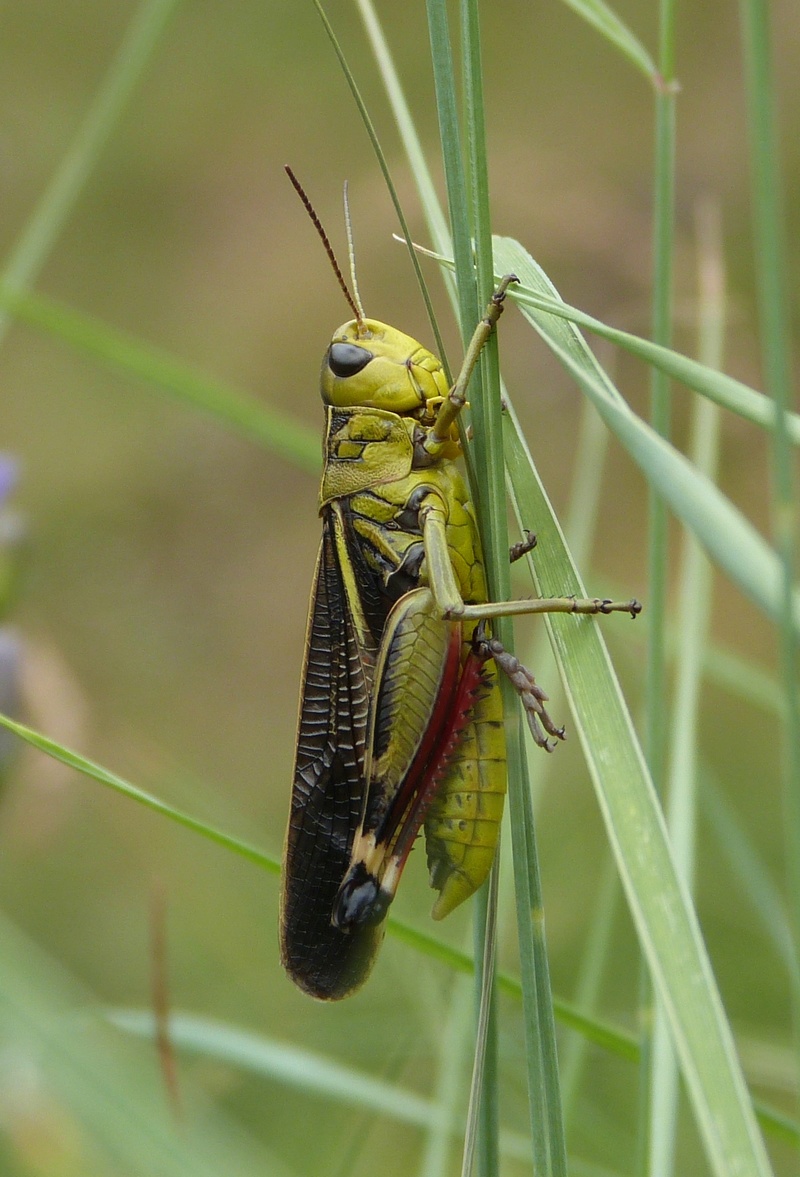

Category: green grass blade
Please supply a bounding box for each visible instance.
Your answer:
[413,243,800,442]
[538,403,617,1129]
[462,863,500,1177]
[107,1010,800,1158]
[0,701,627,1069]
[0,709,794,1155]
[109,1009,447,1128]
[353,0,451,258]
[430,5,501,1173]
[507,292,800,442]
[476,14,570,1177]
[755,1104,800,1150]
[426,0,476,344]
[461,10,505,1171]
[107,1009,562,1167]
[0,705,627,1062]
[0,710,275,873]
[379,1,568,1168]
[699,643,784,716]
[350,13,785,1172]
[738,0,800,1093]
[389,911,642,1058]
[649,198,725,1177]
[0,913,284,1177]
[640,6,677,1157]
[500,407,773,1176]
[420,968,476,1177]
[308,0,448,371]
[0,285,319,472]
[702,770,798,984]
[560,853,621,1123]
[491,238,800,635]
[0,0,182,345]
[555,0,658,80]
[462,1,568,1171]
[645,0,677,789]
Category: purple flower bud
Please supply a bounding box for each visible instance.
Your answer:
[0,627,21,778]
[0,455,18,509]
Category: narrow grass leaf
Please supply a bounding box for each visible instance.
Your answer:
[500,406,773,1175]
[109,1010,445,1128]
[108,1010,547,1165]
[739,0,800,1094]
[431,5,503,1172]
[648,198,725,1177]
[461,1,571,1171]
[702,771,798,984]
[460,9,508,1173]
[421,968,475,1177]
[0,704,628,1067]
[0,0,182,344]
[0,707,635,1062]
[560,854,621,1123]
[555,0,657,80]
[425,0,477,349]
[0,701,630,1064]
[508,284,800,443]
[0,710,275,872]
[0,708,794,1153]
[353,0,451,258]
[643,45,681,1161]
[0,285,319,472]
[492,238,800,635]
[419,241,800,442]
[309,0,448,368]
[0,913,283,1177]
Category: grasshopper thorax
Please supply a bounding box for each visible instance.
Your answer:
[321,318,449,415]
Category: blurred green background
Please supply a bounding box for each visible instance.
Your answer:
[0,1,797,1174]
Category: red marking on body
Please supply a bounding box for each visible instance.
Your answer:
[386,644,491,875]
[373,623,463,846]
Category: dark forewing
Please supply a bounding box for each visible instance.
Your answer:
[280,513,383,999]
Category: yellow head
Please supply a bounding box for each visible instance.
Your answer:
[320,318,449,415]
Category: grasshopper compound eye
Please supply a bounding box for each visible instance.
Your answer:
[328,342,373,378]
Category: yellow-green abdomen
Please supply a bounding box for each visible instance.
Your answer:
[424,641,507,918]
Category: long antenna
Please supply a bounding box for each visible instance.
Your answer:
[342,180,366,323]
[284,165,363,327]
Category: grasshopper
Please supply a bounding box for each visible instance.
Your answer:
[280,170,639,999]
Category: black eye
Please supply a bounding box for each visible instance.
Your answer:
[328,342,373,378]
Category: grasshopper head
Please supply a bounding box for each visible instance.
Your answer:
[321,319,449,415]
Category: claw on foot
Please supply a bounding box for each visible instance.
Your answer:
[509,529,537,564]
[474,630,566,752]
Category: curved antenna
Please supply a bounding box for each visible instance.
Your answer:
[284,166,363,327]
[342,181,366,323]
